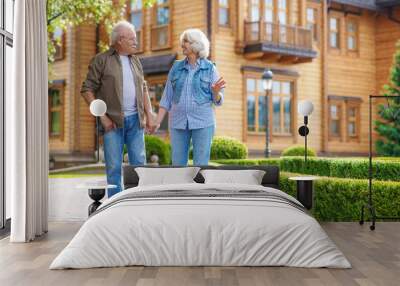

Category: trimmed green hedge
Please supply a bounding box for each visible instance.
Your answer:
[213,158,400,221]
[210,136,248,160]
[213,158,280,166]
[123,135,171,165]
[213,157,400,181]
[145,135,171,165]
[191,136,248,160]
[281,145,316,157]
[280,157,400,182]
[280,172,400,221]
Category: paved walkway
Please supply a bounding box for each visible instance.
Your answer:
[49,176,107,221]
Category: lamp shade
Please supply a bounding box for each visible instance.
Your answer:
[90,99,107,117]
[262,69,273,91]
[298,100,314,116]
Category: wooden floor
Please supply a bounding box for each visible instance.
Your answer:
[0,222,399,286]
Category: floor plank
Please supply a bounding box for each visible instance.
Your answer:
[0,222,399,286]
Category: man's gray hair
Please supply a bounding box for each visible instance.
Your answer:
[111,21,136,45]
[179,29,210,58]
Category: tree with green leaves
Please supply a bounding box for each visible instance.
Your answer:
[47,0,155,62]
[375,40,400,156]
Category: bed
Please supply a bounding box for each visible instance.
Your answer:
[50,165,351,269]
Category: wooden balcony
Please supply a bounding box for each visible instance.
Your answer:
[241,21,317,63]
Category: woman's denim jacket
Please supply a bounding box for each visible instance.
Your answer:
[169,58,215,105]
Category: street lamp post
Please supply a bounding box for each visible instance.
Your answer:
[262,69,273,158]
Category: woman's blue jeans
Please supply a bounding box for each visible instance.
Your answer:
[170,125,214,166]
[103,114,145,197]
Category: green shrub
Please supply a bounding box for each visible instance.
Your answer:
[220,157,400,182]
[375,157,400,161]
[281,145,316,157]
[214,158,400,221]
[213,158,280,166]
[280,157,400,182]
[145,135,171,165]
[189,137,247,160]
[123,135,171,165]
[280,157,331,176]
[280,172,400,221]
[209,136,248,160]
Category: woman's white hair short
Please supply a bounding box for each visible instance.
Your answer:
[179,29,210,58]
[111,21,135,45]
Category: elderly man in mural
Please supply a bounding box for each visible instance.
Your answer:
[81,21,156,197]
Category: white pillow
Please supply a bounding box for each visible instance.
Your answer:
[135,167,200,186]
[200,169,266,185]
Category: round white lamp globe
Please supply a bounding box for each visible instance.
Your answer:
[298,100,314,116]
[90,99,107,117]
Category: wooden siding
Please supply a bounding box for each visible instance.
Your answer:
[50,25,97,156]
[376,6,400,95]
[134,0,206,58]
[325,9,378,154]
[74,25,97,154]
[49,27,73,154]
[213,0,323,153]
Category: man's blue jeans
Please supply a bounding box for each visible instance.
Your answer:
[170,125,214,166]
[103,114,145,197]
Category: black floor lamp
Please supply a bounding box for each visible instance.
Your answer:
[298,100,314,165]
[288,100,316,210]
[87,99,108,215]
[359,95,400,230]
[89,99,107,163]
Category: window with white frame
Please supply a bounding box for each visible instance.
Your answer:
[271,80,292,135]
[52,26,65,61]
[245,75,294,135]
[346,19,358,52]
[328,97,361,141]
[218,0,230,26]
[329,17,340,49]
[1,0,15,230]
[306,6,319,42]
[48,82,65,139]
[130,0,144,52]
[151,0,171,50]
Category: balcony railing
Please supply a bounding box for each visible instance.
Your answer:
[151,24,171,51]
[244,21,313,51]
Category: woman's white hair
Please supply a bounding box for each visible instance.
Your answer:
[111,21,136,45]
[179,28,210,58]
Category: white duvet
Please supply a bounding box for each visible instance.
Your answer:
[50,183,351,269]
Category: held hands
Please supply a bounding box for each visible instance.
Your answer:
[146,112,160,134]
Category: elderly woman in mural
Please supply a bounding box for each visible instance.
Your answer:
[154,28,226,166]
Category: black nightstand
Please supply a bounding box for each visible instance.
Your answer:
[79,183,116,216]
[289,176,318,210]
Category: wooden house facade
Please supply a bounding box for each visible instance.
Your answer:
[48,0,400,162]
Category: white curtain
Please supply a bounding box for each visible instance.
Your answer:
[8,0,49,242]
